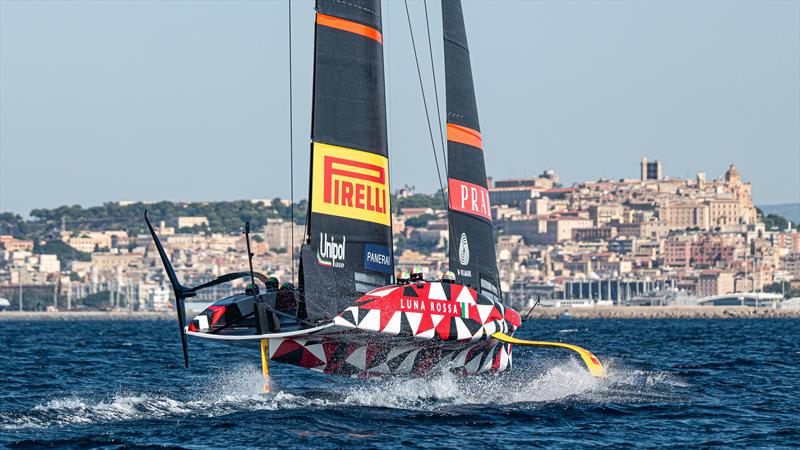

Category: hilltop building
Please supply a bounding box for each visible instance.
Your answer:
[640,158,663,181]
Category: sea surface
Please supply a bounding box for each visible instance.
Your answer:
[1,318,798,449]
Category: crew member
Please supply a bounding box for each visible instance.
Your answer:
[265,276,280,292]
[397,270,411,285]
[410,266,424,283]
[255,276,281,333]
[245,283,259,296]
[440,270,456,284]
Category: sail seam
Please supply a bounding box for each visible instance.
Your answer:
[444,36,470,53]
[330,0,377,16]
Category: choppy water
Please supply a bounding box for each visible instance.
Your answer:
[1,318,798,448]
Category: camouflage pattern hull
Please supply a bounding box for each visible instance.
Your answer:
[267,282,521,376]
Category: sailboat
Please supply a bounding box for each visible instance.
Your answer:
[145,0,605,388]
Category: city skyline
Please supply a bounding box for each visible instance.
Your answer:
[3,163,799,313]
[2,0,798,215]
[1,159,796,217]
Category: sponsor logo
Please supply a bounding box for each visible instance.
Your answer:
[399,298,464,316]
[448,178,492,221]
[457,268,472,277]
[458,233,470,266]
[312,143,390,226]
[364,244,392,274]
[316,233,346,268]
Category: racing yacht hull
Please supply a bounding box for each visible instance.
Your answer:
[187,281,520,376]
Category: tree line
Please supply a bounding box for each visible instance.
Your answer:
[0,192,447,241]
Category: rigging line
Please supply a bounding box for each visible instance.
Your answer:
[384,0,397,281]
[422,0,454,260]
[423,0,447,174]
[288,0,295,286]
[404,0,447,211]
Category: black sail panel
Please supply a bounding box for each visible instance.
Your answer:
[443,0,500,302]
[301,0,394,322]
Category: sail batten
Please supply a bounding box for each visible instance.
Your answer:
[301,0,393,322]
[443,0,501,301]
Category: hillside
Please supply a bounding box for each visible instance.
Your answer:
[0,193,444,240]
[759,203,800,224]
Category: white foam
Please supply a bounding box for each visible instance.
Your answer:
[0,359,687,430]
[342,359,600,409]
[0,364,326,430]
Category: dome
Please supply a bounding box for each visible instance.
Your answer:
[725,164,740,182]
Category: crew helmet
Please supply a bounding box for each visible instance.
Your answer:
[245,283,259,295]
[266,276,280,290]
[397,270,411,284]
[410,266,424,282]
[441,270,456,283]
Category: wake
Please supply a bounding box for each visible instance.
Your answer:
[0,367,326,430]
[0,358,687,430]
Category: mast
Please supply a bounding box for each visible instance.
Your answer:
[300,0,394,322]
[442,0,501,301]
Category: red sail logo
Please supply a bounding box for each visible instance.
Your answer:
[312,143,391,226]
[323,156,387,213]
[448,178,492,221]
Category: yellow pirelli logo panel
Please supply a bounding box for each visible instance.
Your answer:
[311,142,391,226]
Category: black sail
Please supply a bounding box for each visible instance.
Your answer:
[300,0,394,322]
[442,0,500,301]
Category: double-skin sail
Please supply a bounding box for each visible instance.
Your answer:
[442,0,501,302]
[300,0,394,322]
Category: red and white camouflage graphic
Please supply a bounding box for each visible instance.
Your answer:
[267,282,521,376]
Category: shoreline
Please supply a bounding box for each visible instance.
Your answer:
[1,306,799,320]
[0,311,172,320]
[523,305,800,319]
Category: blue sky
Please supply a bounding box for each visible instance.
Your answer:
[1,0,798,215]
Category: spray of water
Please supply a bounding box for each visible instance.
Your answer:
[343,359,599,409]
[0,364,326,430]
[0,357,686,430]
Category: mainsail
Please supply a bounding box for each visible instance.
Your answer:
[442,0,501,301]
[300,0,394,321]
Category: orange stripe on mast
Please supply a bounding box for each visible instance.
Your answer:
[316,13,383,45]
[447,123,482,150]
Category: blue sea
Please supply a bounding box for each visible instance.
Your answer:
[1,318,798,449]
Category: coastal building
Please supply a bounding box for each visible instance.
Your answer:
[0,236,34,252]
[657,201,710,231]
[664,236,693,268]
[697,270,734,297]
[176,216,209,229]
[641,158,663,181]
[262,219,304,252]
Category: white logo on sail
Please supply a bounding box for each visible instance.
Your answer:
[458,233,470,266]
[317,233,346,268]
